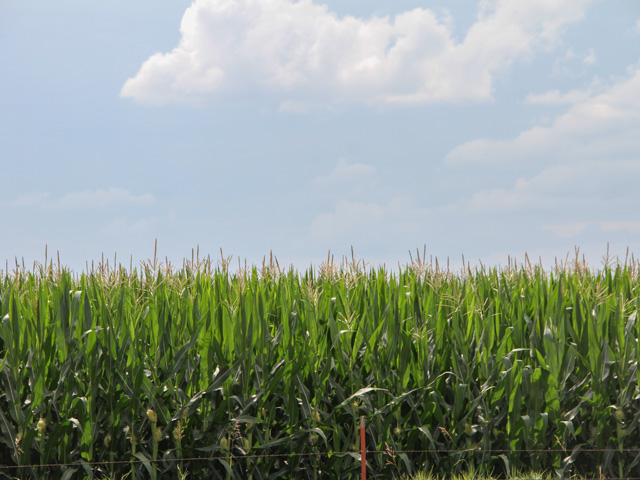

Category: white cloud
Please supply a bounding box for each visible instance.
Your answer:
[278,100,322,114]
[310,158,378,202]
[313,158,376,186]
[308,158,424,245]
[7,188,155,209]
[599,221,640,235]
[103,216,158,235]
[542,222,589,238]
[9,192,51,208]
[636,18,640,33]
[311,200,384,238]
[583,48,596,65]
[121,0,592,107]
[525,88,592,105]
[552,47,595,77]
[463,159,640,214]
[55,188,155,209]
[542,221,640,239]
[310,197,430,243]
[446,64,640,167]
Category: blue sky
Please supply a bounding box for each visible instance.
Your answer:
[2,0,640,273]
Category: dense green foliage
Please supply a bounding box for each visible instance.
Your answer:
[1,253,639,479]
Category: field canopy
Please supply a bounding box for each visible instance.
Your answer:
[1,251,639,479]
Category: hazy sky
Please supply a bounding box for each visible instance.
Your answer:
[2,0,640,273]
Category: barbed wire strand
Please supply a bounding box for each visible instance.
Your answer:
[2,446,640,475]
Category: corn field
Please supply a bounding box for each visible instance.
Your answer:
[1,251,640,479]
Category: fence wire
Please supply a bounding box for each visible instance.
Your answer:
[2,446,640,478]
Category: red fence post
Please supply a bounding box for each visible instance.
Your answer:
[360,416,366,480]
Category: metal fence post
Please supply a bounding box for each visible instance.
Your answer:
[360,416,366,480]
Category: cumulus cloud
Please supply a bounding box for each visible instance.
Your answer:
[582,48,596,65]
[310,197,431,243]
[313,158,376,186]
[445,64,640,167]
[551,47,597,77]
[543,221,640,239]
[309,158,379,203]
[103,216,158,235]
[9,192,52,208]
[308,157,430,244]
[444,63,640,227]
[121,0,592,107]
[8,188,155,209]
[464,159,640,214]
[524,88,592,105]
[600,221,640,235]
[55,188,155,209]
[542,222,589,238]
